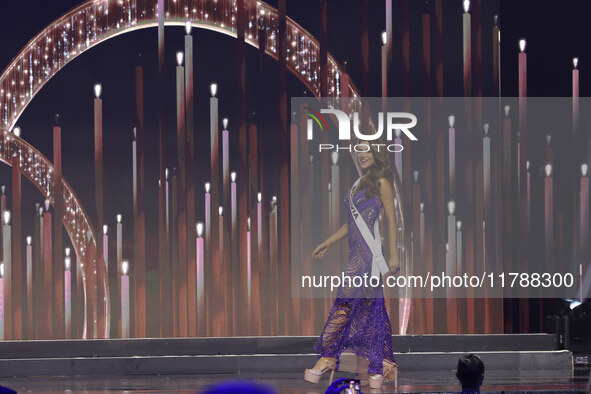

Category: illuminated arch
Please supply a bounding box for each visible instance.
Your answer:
[0,0,362,129]
[0,0,410,336]
[0,128,106,339]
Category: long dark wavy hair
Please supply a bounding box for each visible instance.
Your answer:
[355,138,393,199]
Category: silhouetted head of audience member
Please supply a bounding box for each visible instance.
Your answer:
[0,385,17,394]
[202,379,276,394]
[456,354,485,393]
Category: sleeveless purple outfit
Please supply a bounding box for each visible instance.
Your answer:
[314,186,396,375]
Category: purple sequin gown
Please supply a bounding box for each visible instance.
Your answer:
[314,186,396,375]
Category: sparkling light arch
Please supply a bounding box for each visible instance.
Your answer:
[0,128,107,339]
[0,0,362,129]
[0,0,410,336]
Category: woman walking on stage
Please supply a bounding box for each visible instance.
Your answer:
[303,140,400,390]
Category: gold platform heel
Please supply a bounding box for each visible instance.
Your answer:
[304,357,337,385]
[368,373,385,389]
[383,360,399,389]
[368,360,398,389]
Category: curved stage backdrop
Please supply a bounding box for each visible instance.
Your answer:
[0,0,588,341]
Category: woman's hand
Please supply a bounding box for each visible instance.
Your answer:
[312,242,330,260]
[389,254,400,274]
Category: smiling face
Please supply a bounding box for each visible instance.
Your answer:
[356,141,375,171]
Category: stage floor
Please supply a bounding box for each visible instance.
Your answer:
[0,373,587,393]
[0,335,587,393]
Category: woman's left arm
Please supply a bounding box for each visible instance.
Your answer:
[378,178,400,272]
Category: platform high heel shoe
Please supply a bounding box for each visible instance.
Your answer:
[368,360,399,389]
[304,357,337,384]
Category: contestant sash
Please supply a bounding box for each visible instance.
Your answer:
[349,178,390,278]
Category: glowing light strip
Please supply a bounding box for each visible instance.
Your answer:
[0,128,102,335]
[0,0,361,131]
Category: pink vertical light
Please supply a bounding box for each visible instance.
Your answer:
[121,260,129,339]
[456,221,463,277]
[222,120,232,336]
[64,253,71,339]
[209,83,220,304]
[230,172,237,247]
[580,164,589,302]
[219,205,225,327]
[116,214,122,337]
[3,210,12,340]
[493,16,501,97]
[574,59,581,303]
[526,161,531,226]
[449,115,456,198]
[204,183,211,336]
[205,182,211,262]
[381,30,388,99]
[463,0,471,96]
[230,174,238,332]
[446,201,458,333]
[222,120,229,216]
[103,225,108,275]
[447,202,457,274]
[483,124,491,216]
[573,57,579,131]
[247,217,252,314]
[196,222,204,330]
[165,169,170,244]
[518,39,527,194]
[545,164,553,273]
[269,197,278,335]
[517,132,521,192]
[94,83,104,259]
[257,193,262,260]
[26,236,32,338]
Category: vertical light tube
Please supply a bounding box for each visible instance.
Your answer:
[26,236,32,338]
[544,164,554,273]
[463,1,472,97]
[176,51,188,337]
[446,201,457,333]
[247,217,252,314]
[483,124,491,216]
[103,225,108,275]
[196,222,204,334]
[11,146,23,339]
[449,115,455,199]
[185,24,197,337]
[257,193,262,267]
[116,214,122,336]
[94,82,104,280]
[580,164,589,303]
[2,211,11,339]
[64,254,71,339]
[121,260,130,339]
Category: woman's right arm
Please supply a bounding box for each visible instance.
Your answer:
[312,223,348,259]
[325,223,348,246]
